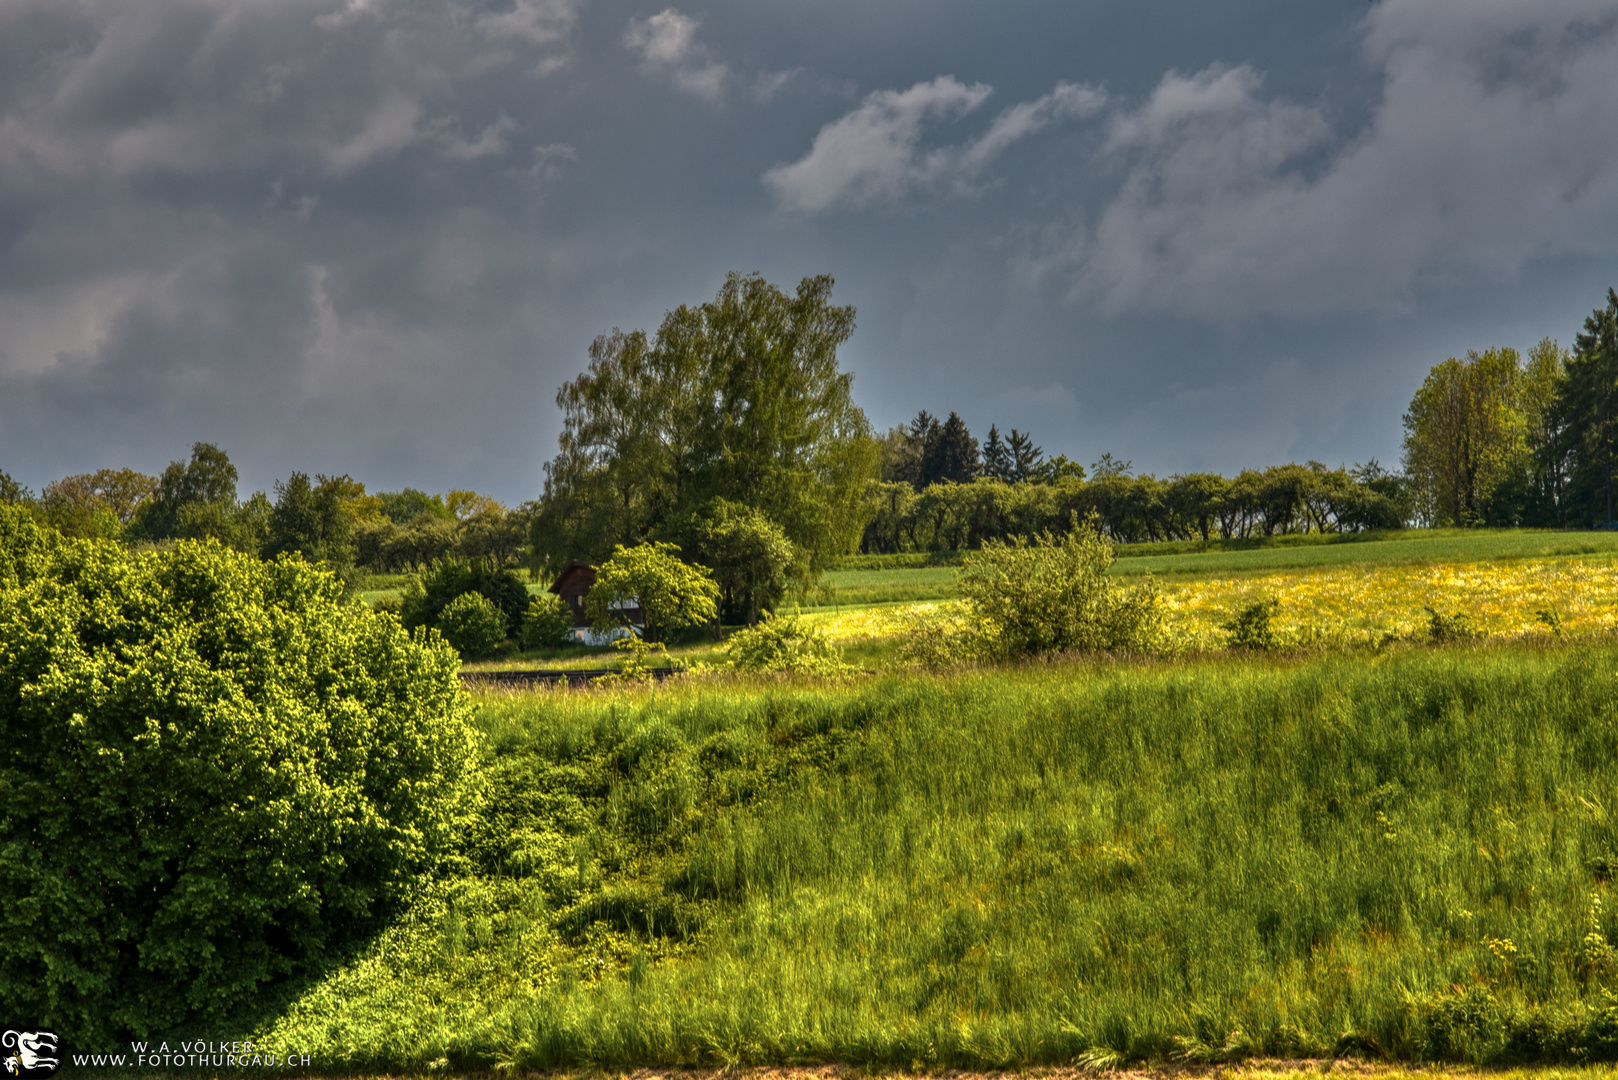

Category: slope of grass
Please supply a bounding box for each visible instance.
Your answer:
[244,645,1618,1071]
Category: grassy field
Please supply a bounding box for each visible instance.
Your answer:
[238,644,1618,1071]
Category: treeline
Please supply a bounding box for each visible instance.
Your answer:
[862,408,1405,552]
[0,443,537,584]
[862,462,1406,553]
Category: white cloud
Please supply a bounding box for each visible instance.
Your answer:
[326,95,424,173]
[624,9,728,101]
[434,115,518,161]
[475,0,578,46]
[765,77,1103,213]
[1049,0,1618,318]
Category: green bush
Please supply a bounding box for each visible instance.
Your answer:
[521,593,576,648]
[0,516,482,1045]
[726,611,849,674]
[1223,597,1280,650]
[438,591,507,658]
[401,556,528,638]
[956,514,1167,659]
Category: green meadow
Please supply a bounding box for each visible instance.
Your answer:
[240,644,1618,1071]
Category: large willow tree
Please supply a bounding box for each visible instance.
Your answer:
[532,273,878,579]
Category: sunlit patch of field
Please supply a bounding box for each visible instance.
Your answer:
[805,557,1618,652]
[1160,558,1618,649]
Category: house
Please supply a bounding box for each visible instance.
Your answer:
[548,560,644,644]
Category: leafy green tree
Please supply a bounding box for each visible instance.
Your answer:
[377,488,453,524]
[264,472,379,568]
[1166,473,1229,541]
[1402,349,1528,526]
[0,511,481,1044]
[436,591,507,658]
[585,541,719,643]
[535,273,877,580]
[129,442,240,542]
[1522,337,1572,524]
[0,469,32,505]
[39,468,158,538]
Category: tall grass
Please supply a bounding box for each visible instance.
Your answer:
[251,648,1618,1071]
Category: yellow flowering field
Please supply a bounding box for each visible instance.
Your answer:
[808,558,1618,650]
[1159,558,1618,648]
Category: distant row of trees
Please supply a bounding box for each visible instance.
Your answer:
[861,461,1406,552]
[0,443,534,587]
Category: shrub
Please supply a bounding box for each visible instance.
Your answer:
[956,514,1167,659]
[726,611,850,674]
[0,528,482,1045]
[1224,597,1280,650]
[1427,606,1480,644]
[401,555,528,638]
[521,593,576,648]
[438,591,508,658]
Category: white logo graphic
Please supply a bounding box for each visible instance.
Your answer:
[1,1031,59,1075]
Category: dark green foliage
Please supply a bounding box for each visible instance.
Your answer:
[1006,428,1043,483]
[438,591,508,658]
[927,411,979,485]
[127,442,249,545]
[0,469,32,504]
[522,593,577,648]
[674,499,796,624]
[402,556,529,639]
[981,424,1011,482]
[264,471,357,565]
[0,524,482,1045]
[1223,597,1279,650]
[1553,287,1618,526]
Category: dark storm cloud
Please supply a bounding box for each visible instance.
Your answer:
[2,0,1617,499]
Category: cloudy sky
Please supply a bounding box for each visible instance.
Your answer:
[4,0,1618,503]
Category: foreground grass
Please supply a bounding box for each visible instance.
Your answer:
[235,645,1618,1071]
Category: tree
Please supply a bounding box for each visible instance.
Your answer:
[39,468,159,538]
[1522,337,1572,525]
[686,499,795,624]
[1006,429,1044,483]
[1401,349,1527,526]
[0,516,481,1044]
[535,273,878,581]
[584,541,719,643]
[1552,288,1618,527]
[0,470,32,505]
[981,425,1012,482]
[130,442,240,541]
[927,411,979,485]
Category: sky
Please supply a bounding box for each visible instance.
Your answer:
[3,0,1618,504]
